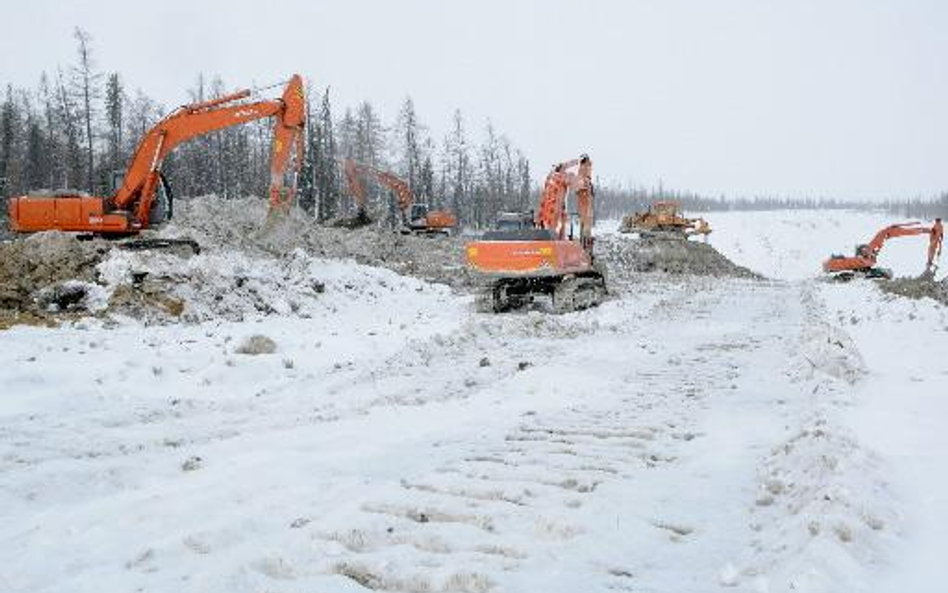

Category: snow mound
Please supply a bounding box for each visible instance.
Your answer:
[165,196,476,289]
[234,334,277,355]
[97,246,447,324]
[597,233,761,282]
[743,417,897,593]
[800,321,866,385]
[0,231,108,326]
[878,274,948,306]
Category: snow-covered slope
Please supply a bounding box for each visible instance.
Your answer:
[708,210,937,281]
[2,209,945,592]
[599,209,938,281]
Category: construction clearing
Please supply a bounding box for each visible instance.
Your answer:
[0,192,761,328]
[3,195,948,593]
[1,37,947,593]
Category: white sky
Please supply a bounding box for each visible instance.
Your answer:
[2,0,946,199]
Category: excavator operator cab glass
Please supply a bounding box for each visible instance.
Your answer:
[494,212,534,232]
[409,203,429,224]
[568,211,582,240]
[109,171,125,194]
[148,174,174,226]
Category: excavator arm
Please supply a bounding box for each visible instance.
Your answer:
[115,75,306,226]
[535,154,594,251]
[343,159,415,218]
[343,158,368,214]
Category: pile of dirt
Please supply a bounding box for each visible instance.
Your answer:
[0,232,110,327]
[0,197,476,329]
[597,234,761,281]
[879,274,948,306]
[166,197,476,289]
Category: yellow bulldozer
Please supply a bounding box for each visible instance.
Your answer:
[619,200,711,239]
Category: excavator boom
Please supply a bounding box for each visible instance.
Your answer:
[8,74,306,235]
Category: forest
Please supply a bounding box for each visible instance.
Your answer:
[1,27,945,232]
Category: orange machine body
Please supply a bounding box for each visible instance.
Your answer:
[7,75,306,235]
[466,239,591,277]
[8,193,131,233]
[466,155,595,277]
[420,209,458,231]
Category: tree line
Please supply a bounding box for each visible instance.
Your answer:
[0,27,532,230]
[596,184,948,220]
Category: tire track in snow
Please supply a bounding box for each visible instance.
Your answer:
[295,281,798,592]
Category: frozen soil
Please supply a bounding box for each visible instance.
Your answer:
[878,274,948,306]
[0,232,111,328]
[0,197,475,327]
[166,197,476,289]
[596,233,762,283]
[0,197,762,328]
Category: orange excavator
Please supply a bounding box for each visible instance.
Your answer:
[823,219,943,280]
[7,75,306,235]
[466,154,606,312]
[341,158,457,234]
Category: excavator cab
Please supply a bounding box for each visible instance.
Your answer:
[408,203,430,226]
[108,171,173,226]
[482,212,551,241]
[494,211,534,232]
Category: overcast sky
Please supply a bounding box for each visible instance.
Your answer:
[2,0,946,199]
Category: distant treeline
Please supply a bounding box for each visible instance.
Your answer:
[1,27,945,231]
[595,186,948,220]
[881,194,948,220]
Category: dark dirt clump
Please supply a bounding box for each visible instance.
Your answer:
[0,232,110,326]
[879,274,948,306]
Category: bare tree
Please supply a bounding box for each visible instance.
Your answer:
[71,28,103,192]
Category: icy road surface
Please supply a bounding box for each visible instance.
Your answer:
[2,210,946,592]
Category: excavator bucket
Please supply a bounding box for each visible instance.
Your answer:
[261,198,293,236]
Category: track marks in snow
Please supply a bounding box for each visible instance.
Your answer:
[730,282,898,592]
[301,285,773,590]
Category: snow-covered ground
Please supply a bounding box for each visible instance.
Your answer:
[2,210,945,592]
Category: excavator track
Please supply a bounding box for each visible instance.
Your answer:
[552,273,607,313]
[476,271,606,314]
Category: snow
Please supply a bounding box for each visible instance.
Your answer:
[2,209,946,592]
